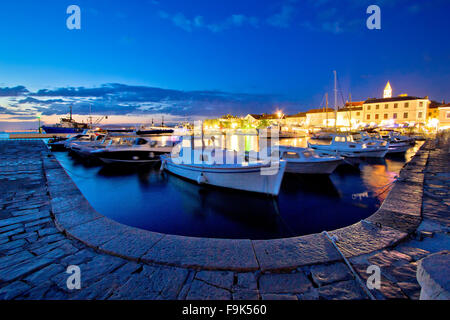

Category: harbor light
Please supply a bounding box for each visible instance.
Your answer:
[276,110,283,118]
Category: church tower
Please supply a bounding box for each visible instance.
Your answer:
[383,81,392,98]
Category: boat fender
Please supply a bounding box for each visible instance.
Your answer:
[197,173,207,184]
[160,160,166,172]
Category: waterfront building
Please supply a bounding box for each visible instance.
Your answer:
[284,112,307,128]
[244,113,283,127]
[305,108,335,127]
[437,104,450,130]
[361,82,431,127]
[362,95,430,127]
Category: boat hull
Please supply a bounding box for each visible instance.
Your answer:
[309,145,388,158]
[162,158,286,196]
[387,144,410,154]
[285,159,342,174]
[94,150,168,164]
[42,126,84,134]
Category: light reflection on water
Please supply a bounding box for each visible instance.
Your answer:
[52,135,423,240]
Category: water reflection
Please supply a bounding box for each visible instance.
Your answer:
[52,136,423,240]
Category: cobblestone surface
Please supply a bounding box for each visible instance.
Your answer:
[0,135,448,300]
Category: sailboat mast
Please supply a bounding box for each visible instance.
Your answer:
[70,105,73,121]
[349,93,352,130]
[333,71,337,132]
[325,93,328,129]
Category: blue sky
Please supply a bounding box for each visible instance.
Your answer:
[0,0,449,128]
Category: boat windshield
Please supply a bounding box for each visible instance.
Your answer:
[283,151,300,159]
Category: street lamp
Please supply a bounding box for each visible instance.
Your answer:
[37,116,41,133]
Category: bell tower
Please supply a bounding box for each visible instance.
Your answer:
[383,81,392,98]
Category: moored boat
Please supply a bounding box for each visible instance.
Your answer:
[308,134,388,158]
[91,137,175,164]
[42,106,89,134]
[278,146,343,174]
[160,147,287,196]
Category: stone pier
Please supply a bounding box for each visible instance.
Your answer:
[0,133,448,300]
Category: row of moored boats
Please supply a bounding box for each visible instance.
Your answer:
[47,130,415,197]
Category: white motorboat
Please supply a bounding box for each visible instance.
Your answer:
[91,137,175,164]
[366,131,410,154]
[278,146,343,174]
[308,134,388,158]
[47,130,101,150]
[381,130,415,145]
[69,136,122,159]
[160,147,287,196]
[67,134,106,152]
[64,131,104,149]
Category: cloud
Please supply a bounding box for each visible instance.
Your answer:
[0,86,29,96]
[158,10,259,33]
[0,84,288,118]
[267,4,295,28]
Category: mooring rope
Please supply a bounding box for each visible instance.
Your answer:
[322,230,376,300]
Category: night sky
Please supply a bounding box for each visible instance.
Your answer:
[0,0,449,129]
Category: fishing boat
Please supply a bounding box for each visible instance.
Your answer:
[308,134,388,158]
[278,146,343,174]
[160,146,287,196]
[91,137,174,164]
[42,106,89,134]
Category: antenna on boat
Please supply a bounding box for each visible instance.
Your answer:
[333,70,337,132]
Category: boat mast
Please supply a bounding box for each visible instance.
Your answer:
[348,93,352,130]
[70,105,73,121]
[333,71,337,132]
[325,93,328,129]
[89,104,92,129]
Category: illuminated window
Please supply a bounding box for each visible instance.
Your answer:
[394,103,398,108]
[385,104,388,109]
[446,111,450,119]
[375,114,379,120]
[376,105,379,109]
[419,101,423,107]
[367,114,370,120]
[405,102,409,108]
[418,112,423,119]
[393,113,397,119]
[356,112,360,116]
[367,105,371,111]
[404,112,408,118]
[384,114,388,119]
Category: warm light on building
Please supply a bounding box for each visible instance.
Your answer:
[383,81,392,98]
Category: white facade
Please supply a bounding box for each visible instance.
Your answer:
[362,98,430,126]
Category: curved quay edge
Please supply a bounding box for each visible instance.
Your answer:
[42,142,431,272]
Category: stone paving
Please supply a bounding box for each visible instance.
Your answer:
[0,134,448,300]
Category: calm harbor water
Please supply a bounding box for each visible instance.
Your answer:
[52,136,423,240]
